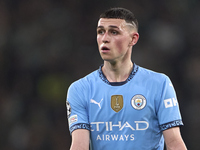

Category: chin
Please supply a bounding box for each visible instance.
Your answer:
[102,58,116,64]
[101,56,111,61]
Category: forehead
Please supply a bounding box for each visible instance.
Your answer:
[97,18,127,28]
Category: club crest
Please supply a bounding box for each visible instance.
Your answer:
[131,95,146,110]
[111,95,123,112]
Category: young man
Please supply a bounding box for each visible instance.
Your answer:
[66,7,187,150]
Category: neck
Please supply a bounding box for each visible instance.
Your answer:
[102,60,133,82]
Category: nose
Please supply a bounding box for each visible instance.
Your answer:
[102,32,109,43]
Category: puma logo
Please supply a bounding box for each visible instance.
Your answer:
[90,99,103,109]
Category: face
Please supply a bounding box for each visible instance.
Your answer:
[97,18,138,63]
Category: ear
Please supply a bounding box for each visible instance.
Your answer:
[129,32,139,46]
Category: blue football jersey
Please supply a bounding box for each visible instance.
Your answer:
[66,64,183,150]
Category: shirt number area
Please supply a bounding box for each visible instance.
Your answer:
[164,98,178,108]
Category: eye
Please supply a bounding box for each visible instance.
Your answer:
[111,30,118,35]
[97,29,105,35]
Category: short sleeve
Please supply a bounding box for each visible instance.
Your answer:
[156,75,183,131]
[66,80,90,134]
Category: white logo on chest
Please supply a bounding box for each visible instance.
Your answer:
[91,99,103,109]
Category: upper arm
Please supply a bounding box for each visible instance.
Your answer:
[67,81,90,150]
[70,129,90,150]
[67,81,90,134]
[157,76,183,126]
[163,127,187,150]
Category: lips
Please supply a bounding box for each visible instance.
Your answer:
[101,46,110,51]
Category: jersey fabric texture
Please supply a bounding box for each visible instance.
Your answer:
[66,64,183,150]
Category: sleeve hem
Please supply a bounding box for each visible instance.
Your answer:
[69,123,90,134]
[160,120,183,131]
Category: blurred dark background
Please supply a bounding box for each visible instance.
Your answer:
[0,0,200,149]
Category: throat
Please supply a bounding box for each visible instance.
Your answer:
[102,62,133,82]
[107,73,128,82]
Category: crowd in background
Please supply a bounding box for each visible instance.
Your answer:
[0,0,200,149]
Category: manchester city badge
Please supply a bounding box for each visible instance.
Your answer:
[131,95,146,110]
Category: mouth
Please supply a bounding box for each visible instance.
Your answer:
[101,46,110,51]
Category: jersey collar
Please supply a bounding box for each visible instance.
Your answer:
[98,63,139,86]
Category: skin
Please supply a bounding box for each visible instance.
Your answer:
[163,127,187,150]
[69,18,187,150]
[96,18,139,82]
[70,129,90,150]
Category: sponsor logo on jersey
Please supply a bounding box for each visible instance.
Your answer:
[91,121,149,141]
[66,101,71,118]
[68,115,78,125]
[111,95,123,112]
[91,121,149,131]
[164,98,178,108]
[91,98,103,109]
[131,95,146,110]
[96,134,134,141]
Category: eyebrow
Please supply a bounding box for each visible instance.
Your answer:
[97,25,120,30]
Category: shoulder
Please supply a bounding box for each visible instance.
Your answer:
[137,66,169,82]
[68,70,99,91]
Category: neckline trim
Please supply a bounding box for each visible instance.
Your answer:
[98,63,139,86]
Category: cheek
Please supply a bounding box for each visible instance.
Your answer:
[97,36,101,45]
[115,42,123,52]
[114,38,129,52]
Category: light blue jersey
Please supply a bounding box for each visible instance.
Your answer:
[66,64,183,150]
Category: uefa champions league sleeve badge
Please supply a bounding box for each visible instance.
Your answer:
[66,101,71,118]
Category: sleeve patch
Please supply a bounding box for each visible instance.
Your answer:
[68,115,78,125]
[66,101,71,118]
[69,123,90,134]
[160,120,183,131]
